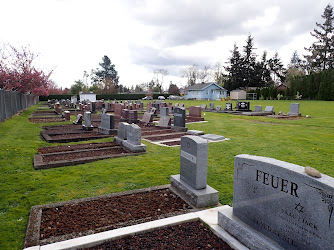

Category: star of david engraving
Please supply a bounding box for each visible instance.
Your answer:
[295,202,304,213]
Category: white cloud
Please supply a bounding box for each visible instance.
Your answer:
[0,0,330,90]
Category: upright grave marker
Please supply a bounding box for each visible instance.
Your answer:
[170,136,219,208]
[225,103,233,111]
[288,103,301,116]
[83,111,93,130]
[173,107,187,131]
[114,122,129,145]
[122,124,146,152]
[218,154,334,250]
[98,114,116,135]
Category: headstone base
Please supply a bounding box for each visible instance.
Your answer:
[218,206,284,250]
[186,116,204,121]
[171,126,188,132]
[82,125,93,131]
[170,174,219,208]
[122,140,146,153]
[187,130,205,136]
[114,136,124,146]
[287,112,301,116]
[98,127,117,135]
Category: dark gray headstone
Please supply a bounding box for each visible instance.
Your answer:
[209,103,214,110]
[225,103,233,111]
[219,154,334,250]
[101,114,114,129]
[180,136,208,189]
[160,107,169,116]
[174,107,186,127]
[237,101,250,111]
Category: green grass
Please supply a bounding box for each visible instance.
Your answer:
[1,100,334,249]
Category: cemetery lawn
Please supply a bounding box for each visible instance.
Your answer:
[1,100,334,249]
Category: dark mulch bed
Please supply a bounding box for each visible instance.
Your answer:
[162,140,181,146]
[39,188,193,242]
[82,221,232,250]
[29,117,65,123]
[38,142,118,154]
[42,131,110,143]
[141,129,173,136]
[40,147,126,163]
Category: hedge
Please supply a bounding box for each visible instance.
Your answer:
[289,69,334,100]
[39,93,171,101]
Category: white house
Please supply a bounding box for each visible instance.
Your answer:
[230,90,246,100]
[184,82,227,100]
[79,92,96,102]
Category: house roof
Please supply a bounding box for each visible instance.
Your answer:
[185,82,225,91]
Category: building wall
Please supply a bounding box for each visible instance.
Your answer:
[79,93,96,102]
[185,84,227,100]
[230,90,246,100]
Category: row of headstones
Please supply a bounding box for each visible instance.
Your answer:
[142,106,187,129]
[201,102,301,115]
[114,122,146,152]
[174,135,333,249]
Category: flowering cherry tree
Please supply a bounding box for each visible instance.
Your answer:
[0,44,53,96]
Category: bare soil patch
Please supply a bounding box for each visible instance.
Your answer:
[162,140,181,146]
[82,220,232,250]
[24,186,196,247]
[34,142,142,169]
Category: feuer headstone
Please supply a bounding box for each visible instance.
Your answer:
[219,154,334,250]
[209,103,215,110]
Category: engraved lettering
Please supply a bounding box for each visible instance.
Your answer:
[281,179,289,193]
[263,172,269,185]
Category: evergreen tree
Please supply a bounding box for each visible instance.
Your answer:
[224,43,244,91]
[305,4,334,71]
[242,34,257,89]
[268,52,286,85]
[94,55,119,92]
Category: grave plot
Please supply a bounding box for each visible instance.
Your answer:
[34,141,145,169]
[142,128,191,147]
[84,220,232,249]
[28,116,65,123]
[24,186,196,247]
[40,129,111,143]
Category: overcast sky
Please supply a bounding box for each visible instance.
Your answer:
[0,0,329,90]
